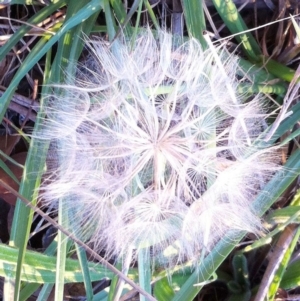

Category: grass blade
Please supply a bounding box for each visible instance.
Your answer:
[268,226,300,301]
[181,0,206,46]
[138,249,152,301]
[211,0,261,60]
[0,243,113,283]
[76,245,93,301]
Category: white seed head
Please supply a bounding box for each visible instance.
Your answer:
[38,30,279,266]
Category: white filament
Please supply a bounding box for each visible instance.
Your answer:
[37,29,279,266]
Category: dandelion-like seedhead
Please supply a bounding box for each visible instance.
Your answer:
[38,30,279,266]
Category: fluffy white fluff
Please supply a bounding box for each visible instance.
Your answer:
[38,30,279,266]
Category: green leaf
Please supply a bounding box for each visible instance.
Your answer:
[231,254,250,290]
[181,0,206,46]
[154,277,175,300]
[0,158,20,185]
[138,249,152,301]
[268,227,300,300]
[76,245,94,301]
[257,56,296,82]
[36,284,54,301]
[48,3,101,299]
[211,0,261,60]
[154,272,192,301]
[109,0,132,36]
[267,206,300,225]
[281,257,300,289]
[0,243,113,283]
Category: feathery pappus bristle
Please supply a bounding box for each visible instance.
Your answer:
[37,29,280,266]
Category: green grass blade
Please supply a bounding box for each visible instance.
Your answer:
[109,0,126,22]
[22,241,61,300]
[0,158,20,185]
[75,245,93,301]
[1,13,102,297]
[154,277,175,301]
[138,249,152,301]
[50,2,100,298]
[17,48,52,301]
[0,243,113,283]
[131,0,143,45]
[211,0,261,60]
[268,226,300,301]
[243,207,300,254]
[107,262,121,301]
[181,0,206,46]
[143,0,159,30]
[15,4,97,296]
[267,206,300,225]
[154,272,192,300]
[55,201,68,301]
[258,102,300,147]
[107,251,134,301]
[280,257,300,289]
[109,0,132,36]
[103,0,117,41]
[274,101,300,137]
[36,284,54,301]
[237,83,286,96]
[279,128,300,146]
[7,43,53,301]
[257,58,296,82]
[93,291,109,300]
[237,57,277,83]
[172,232,243,301]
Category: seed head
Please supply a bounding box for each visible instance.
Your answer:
[38,30,279,266]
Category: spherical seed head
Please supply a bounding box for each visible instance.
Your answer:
[38,29,279,266]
